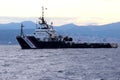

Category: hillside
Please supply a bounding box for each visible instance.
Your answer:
[0,21,120,44]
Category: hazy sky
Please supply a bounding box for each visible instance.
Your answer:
[0,0,120,25]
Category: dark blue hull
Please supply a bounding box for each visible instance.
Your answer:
[16,36,118,49]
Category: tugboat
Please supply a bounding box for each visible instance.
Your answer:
[16,7,118,49]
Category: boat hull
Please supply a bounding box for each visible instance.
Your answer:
[16,36,118,49]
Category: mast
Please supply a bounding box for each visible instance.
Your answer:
[39,6,49,29]
[42,6,44,18]
[20,24,24,36]
[40,6,47,24]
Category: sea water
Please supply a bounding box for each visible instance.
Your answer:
[0,45,120,80]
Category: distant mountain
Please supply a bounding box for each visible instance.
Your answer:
[0,21,120,44]
[0,21,35,44]
[0,21,36,29]
[0,22,20,29]
[56,22,120,42]
[56,22,120,38]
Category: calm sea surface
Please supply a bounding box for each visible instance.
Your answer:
[0,45,120,80]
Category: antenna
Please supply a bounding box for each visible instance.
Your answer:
[41,6,47,18]
[42,6,44,18]
[40,6,48,25]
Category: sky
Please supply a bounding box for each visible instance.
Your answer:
[0,0,120,25]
